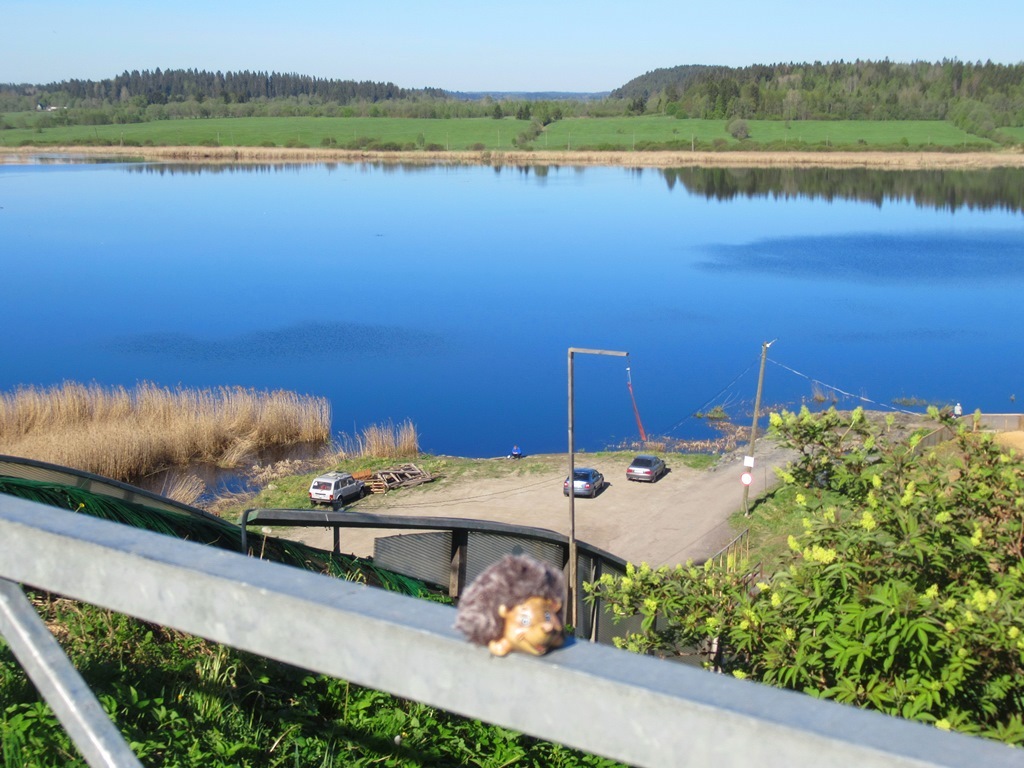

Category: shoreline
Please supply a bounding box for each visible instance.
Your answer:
[3,144,1024,170]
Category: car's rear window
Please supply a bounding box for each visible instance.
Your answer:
[631,458,653,467]
[312,481,332,490]
[574,471,592,480]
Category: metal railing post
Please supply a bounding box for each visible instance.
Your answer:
[0,579,143,768]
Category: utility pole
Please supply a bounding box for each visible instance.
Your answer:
[567,347,627,630]
[743,339,776,516]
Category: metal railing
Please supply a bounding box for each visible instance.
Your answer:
[2,494,1019,767]
[239,507,630,642]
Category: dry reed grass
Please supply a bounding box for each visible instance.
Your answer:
[616,419,746,455]
[333,419,420,460]
[205,420,421,514]
[5,145,1024,171]
[159,472,207,507]
[810,381,839,404]
[0,381,331,484]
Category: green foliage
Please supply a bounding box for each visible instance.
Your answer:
[587,407,1024,744]
[0,599,621,766]
[694,405,729,421]
[727,119,749,140]
[612,60,1024,130]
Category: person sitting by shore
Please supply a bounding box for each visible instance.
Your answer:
[510,445,522,459]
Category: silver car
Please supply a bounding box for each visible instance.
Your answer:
[563,468,605,497]
[626,454,666,483]
[308,471,364,507]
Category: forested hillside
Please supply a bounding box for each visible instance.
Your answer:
[3,60,1023,143]
[0,68,580,122]
[4,68,440,105]
[611,60,1024,135]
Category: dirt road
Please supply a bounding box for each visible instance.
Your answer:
[286,442,797,568]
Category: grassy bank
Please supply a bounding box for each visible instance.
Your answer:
[0,114,1007,154]
[543,116,996,150]
[1,115,531,151]
[0,381,331,485]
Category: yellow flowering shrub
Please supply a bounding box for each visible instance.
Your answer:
[586,407,1024,746]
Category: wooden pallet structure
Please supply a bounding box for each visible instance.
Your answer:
[366,463,434,494]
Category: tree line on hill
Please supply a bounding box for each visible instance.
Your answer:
[612,60,1024,137]
[8,68,437,106]
[0,68,593,126]
[2,60,1023,141]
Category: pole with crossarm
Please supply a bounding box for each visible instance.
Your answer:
[742,339,776,516]
[567,347,628,630]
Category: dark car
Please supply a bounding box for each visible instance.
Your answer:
[563,468,605,498]
[626,454,666,483]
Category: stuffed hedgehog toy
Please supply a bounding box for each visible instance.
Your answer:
[454,554,566,657]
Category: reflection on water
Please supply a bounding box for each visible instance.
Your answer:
[121,160,1024,214]
[662,166,1024,214]
[109,321,446,363]
[140,441,335,503]
[3,159,1022,458]
[699,231,1024,282]
[1,153,145,165]
[124,160,457,177]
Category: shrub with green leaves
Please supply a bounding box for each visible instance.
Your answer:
[586,407,1024,744]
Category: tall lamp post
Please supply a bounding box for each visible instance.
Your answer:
[567,347,628,629]
[742,339,776,516]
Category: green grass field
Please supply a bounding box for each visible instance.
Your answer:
[744,119,992,147]
[0,115,534,150]
[1000,126,1024,142]
[542,116,993,149]
[0,112,999,150]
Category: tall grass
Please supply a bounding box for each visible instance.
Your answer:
[334,418,419,460]
[0,381,330,484]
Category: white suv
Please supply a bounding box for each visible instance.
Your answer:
[308,471,364,507]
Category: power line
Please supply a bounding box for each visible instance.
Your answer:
[768,358,919,415]
[659,355,761,437]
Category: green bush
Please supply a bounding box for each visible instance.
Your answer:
[587,407,1024,744]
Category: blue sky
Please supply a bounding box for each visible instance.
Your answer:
[4,1,1022,92]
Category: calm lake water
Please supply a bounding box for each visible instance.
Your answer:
[2,158,1022,457]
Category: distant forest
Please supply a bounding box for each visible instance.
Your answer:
[0,68,577,123]
[1,69,439,111]
[612,60,1024,136]
[2,60,1023,139]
